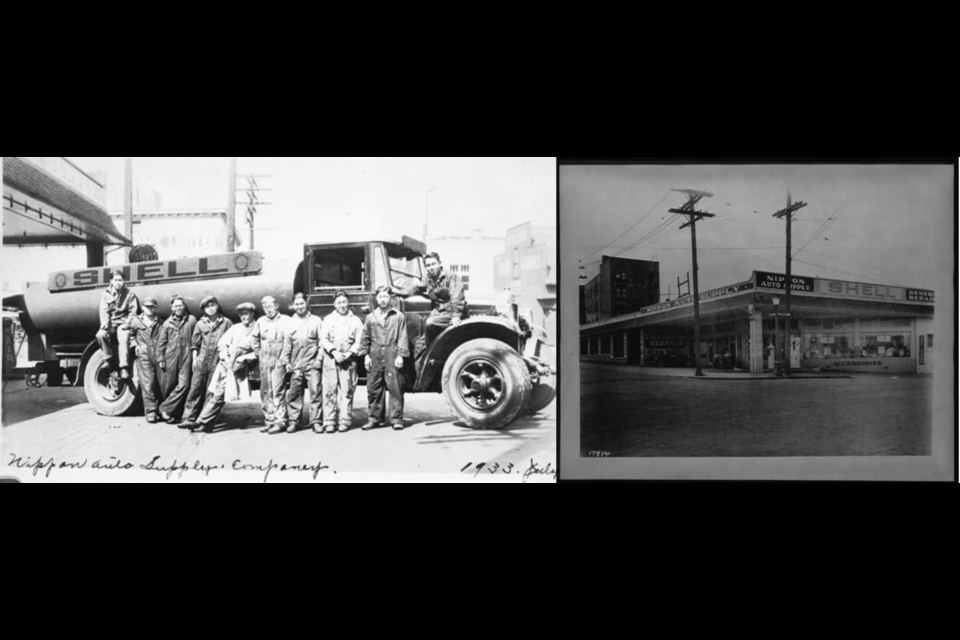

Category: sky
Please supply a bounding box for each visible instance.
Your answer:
[68,157,556,259]
[561,163,954,295]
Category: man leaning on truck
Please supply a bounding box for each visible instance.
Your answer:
[96,270,140,379]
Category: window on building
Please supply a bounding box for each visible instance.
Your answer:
[581,340,588,356]
[600,334,610,355]
[927,334,933,347]
[461,265,470,273]
[613,332,625,358]
[860,333,911,358]
[450,265,459,273]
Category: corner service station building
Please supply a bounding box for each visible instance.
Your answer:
[580,270,935,375]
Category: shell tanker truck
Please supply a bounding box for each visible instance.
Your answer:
[4,236,554,430]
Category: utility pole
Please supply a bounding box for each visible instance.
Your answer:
[771,191,807,375]
[124,157,133,262]
[236,173,273,252]
[669,189,716,377]
[226,157,238,252]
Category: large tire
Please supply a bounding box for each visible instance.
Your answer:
[441,338,531,430]
[525,381,556,415]
[83,349,140,416]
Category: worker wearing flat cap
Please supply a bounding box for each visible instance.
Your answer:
[182,301,259,433]
[181,295,232,427]
[125,296,164,423]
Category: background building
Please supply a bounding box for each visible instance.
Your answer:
[494,222,556,363]
[3,157,130,371]
[107,209,231,265]
[426,229,504,301]
[583,255,660,324]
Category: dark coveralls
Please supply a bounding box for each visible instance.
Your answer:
[401,269,467,360]
[360,307,409,425]
[126,313,163,417]
[183,314,233,422]
[98,286,140,367]
[157,314,197,420]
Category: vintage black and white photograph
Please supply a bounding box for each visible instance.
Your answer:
[1,157,557,483]
[560,159,955,481]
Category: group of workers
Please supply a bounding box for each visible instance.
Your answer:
[95,252,467,434]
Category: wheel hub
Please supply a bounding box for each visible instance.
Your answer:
[458,359,505,412]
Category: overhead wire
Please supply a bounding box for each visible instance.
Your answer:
[580,193,669,262]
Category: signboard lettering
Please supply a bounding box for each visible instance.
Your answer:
[640,282,753,315]
[817,278,905,301]
[755,271,814,292]
[906,289,934,303]
[48,252,262,292]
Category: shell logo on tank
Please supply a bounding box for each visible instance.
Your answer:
[47,252,263,292]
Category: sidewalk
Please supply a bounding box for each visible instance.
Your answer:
[579,362,850,380]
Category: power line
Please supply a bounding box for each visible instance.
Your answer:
[580,193,669,261]
[792,196,856,258]
[614,214,681,257]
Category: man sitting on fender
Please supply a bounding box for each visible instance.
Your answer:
[390,252,466,360]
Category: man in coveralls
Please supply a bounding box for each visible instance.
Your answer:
[157,295,197,424]
[125,296,163,423]
[361,285,410,431]
[96,270,140,381]
[256,295,291,433]
[276,292,322,434]
[181,302,259,433]
[390,252,466,360]
[182,295,232,426]
[320,290,364,433]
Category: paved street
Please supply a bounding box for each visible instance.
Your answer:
[1,382,555,483]
[580,364,932,457]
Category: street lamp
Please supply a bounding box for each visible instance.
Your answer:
[773,296,782,376]
[424,187,437,241]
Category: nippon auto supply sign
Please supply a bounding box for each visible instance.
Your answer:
[755,271,815,292]
[639,282,754,315]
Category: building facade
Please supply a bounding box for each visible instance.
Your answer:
[494,222,557,362]
[580,270,936,375]
[583,255,660,324]
[425,230,504,300]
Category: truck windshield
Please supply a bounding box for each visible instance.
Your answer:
[387,246,424,289]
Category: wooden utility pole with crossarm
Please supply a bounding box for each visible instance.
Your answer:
[771,191,807,375]
[669,189,716,377]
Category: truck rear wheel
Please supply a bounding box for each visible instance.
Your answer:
[83,349,140,417]
[442,338,531,430]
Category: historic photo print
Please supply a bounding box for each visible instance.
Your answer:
[2,157,557,483]
[560,159,954,481]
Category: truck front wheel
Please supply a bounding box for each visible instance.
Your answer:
[83,349,140,417]
[441,338,531,430]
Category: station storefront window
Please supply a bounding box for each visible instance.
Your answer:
[804,333,855,359]
[861,332,911,358]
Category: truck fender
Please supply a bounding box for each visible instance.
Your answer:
[416,316,522,392]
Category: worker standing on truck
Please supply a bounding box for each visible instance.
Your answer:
[181,302,259,434]
[256,295,292,433]
[320,290,364,433]
[125,296,163,423]
[361,285,409,431]
[390,252,466,360]
[276,292,322,434]
[157,296,197,424]
[96,270,140,380]
[182,296,233,426]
